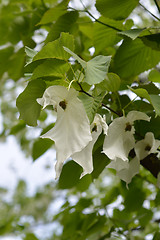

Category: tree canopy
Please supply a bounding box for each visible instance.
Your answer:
[1,0,160,239]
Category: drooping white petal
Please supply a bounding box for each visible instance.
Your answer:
[117,157,140,187]
[103,117,135,161]
[38,86,92,179]
[103,111,150,161]
[72,114,108,178]
[107,158,129,172]
[135,132,160,160]
[127,111,150,123]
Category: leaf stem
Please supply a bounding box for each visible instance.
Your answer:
[139,3,160,21]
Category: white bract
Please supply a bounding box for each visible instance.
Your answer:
[72,114,108,178]
[107,157,140,186]
[103,111,150,161]
[135,132,160,160]
[37,85,92,179]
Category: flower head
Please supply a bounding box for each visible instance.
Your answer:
[37,85,92,178]
[135,132,160,160]
[103,111,150,161]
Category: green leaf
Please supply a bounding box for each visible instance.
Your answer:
[93,17,123,53]
[24,233,39,240]
[33,32,74,62]
[140,33,160,51]
[153,232,160,240]
[150,95,160,117]
[118,28,145,40]
[148,69,160,83]
[124,186,145,212]
[104,73,121,92]
[138,208,153,226]
[0,46,14,78]
[32,138,53,161]
[25,46,37,66]
[129,87,160,116]
[16,80,46,126]
[58,161,82,189]
[8,48,25,81]
[45,11,79,43]
[38,0,69,25]
[64,47,111,85]
[31,59,69,80]
[95,0,139,20]
[79,92,105,123]
[10,120,26,135]
[129,87,152,103]
[114,38,160,79]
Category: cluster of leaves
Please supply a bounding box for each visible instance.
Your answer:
[1,0,160,239]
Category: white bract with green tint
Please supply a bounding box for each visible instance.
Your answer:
[135,132,160,160]
[37,85,92,179]
[103,111,150,161]
[72,114,108,178]
[107,157,140,186]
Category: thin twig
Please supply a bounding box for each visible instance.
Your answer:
[78,83,121,116]
[154,0,160,13]
[139,3,160,21]
[78,0,122,31]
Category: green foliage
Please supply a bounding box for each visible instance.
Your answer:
[1,0,160,239]
[16,80,46,126]
[96,0,139,20]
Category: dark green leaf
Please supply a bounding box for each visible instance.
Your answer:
[45,11,79,43]
[58,161,82,189]
[140,33,160,51]
[16,80,46,126]
[32,138,54,161]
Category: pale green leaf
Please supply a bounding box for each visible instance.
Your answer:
[104,73,121,92]
[16,80,46,126]
[150,95,160,117]
[118,28,145,40]
[129,87,152,103]
[25,46,37,66]
[148,69,160,83]
[64,47,111,85]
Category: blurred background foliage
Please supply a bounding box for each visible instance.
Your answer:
[1,0,160,239]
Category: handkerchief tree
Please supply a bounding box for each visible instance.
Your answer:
[1,0,160,239]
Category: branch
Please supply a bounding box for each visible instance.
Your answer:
[154,0,160,13]
[139,3,160,21]
[140,153,160,178]
[78,83,121,116]
[74,0,122,31]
